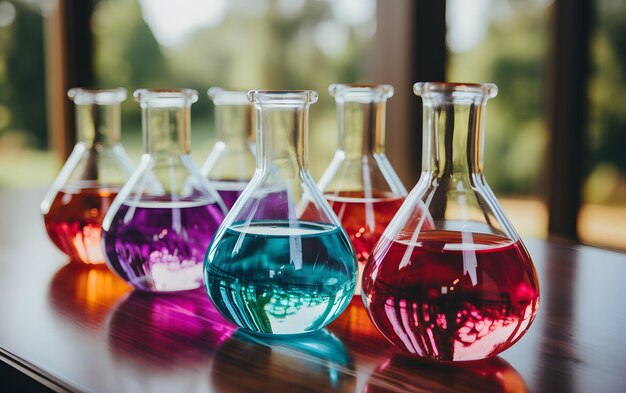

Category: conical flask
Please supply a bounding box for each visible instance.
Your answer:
[205,90,357,335]
[318,84,408,295]
[102,89,227,292]
[362,82,540,361]
[41,88,134,264]
[200,87,255,209]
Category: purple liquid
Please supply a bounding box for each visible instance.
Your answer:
[103,198,224,292]
[211,181,248,209]
[218,189,243,209]
[228,190,296,221]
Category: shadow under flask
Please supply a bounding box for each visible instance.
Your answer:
[318,84,408,295]
[102,89,227,292]
[205,90,357,335]
[41,88,134,264]
[200,87,256,209]
[362,83,540,361]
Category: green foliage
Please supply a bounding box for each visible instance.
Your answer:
[586,1,626,203]
[5,0,623,199]
[0,1,46,148]
[449,3,548,196]
[92,0,372,177]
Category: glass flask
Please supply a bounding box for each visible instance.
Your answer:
[318,84,408,294]
[362,82,540,362]
[102,89,227,292]
[41,88,134,264]
[205,90,357,335]
[201,87,256,209]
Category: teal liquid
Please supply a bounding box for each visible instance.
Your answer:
[205,221,357,334]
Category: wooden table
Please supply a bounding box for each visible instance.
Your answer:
[1,188,625,392]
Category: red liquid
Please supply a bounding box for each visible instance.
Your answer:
[362,230,539,361]
[366,354,526,393]
[43,186,119,264]
[325,191,404,263]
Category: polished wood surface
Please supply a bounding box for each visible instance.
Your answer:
[1,188,625,392]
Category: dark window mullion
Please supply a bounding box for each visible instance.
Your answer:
[546,0,592,240]
[44,0,95,161]
[369,0,447,188]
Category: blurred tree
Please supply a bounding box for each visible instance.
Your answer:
[586,2,626,203]
[93,0,168,114]
[448,2,548,196]
[0,1,46,148]
[92,0,374,176]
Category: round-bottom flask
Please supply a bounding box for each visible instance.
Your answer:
[205,90,357,335]
[41,88,134,264]
[102,89,226,292]
[201,88,255,209]
[362,83,540,361]
[318,84,409,295]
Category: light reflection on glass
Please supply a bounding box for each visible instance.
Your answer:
[210,329,355,392]
[366,354,527,393]
[107,290,235,368]
[49,262,132,329]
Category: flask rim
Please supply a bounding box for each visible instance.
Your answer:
[247,90,319,106]
[207,87,250,106]
[68,87,127,105]
[133,88,199,107]
[413,82,498,99]
[328,83,394,100]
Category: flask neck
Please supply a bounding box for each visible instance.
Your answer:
[75,103,122,146]
[215,104,253,148]
[422,101,486,178]
[69,88,126,147]
[135,89,198,158]
[337,99,387,158]
[256,105,309,173]
[416,83,497,180]
[142,104,192,156]
[250,91,318,176]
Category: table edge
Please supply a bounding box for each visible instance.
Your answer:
[0,347,75,393]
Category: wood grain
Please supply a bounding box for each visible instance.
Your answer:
[0,188,625,392]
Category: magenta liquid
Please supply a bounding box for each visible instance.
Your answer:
[103,198,224,292]
[362,230,539,361]
[212,181,248,209]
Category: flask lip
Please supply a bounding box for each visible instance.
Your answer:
[133,88,199,107]
[68,87,127,105]
[328,83,394,101]
[413,82,498,99]
[207,87,250,106]
[248,90,319,106]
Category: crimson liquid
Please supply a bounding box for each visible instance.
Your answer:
[43,185,119,264]
[362,230,539,361]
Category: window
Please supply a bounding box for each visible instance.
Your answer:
[3,0,624,249]
[580,0,626,249]
[447,0,551,238]
[92,0,377,178]
[0,1,53,187]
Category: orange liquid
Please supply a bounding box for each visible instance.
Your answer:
[43,186,119,264]
[325,191,405,295]
[325,191,404,264]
